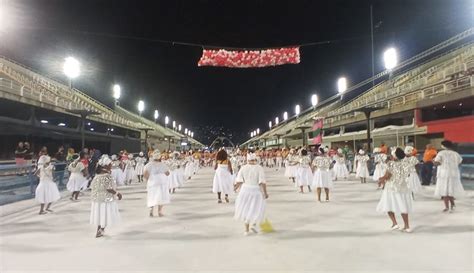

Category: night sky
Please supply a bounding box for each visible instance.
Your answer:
[1,0,472,144]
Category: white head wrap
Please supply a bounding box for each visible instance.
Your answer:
[128,153,133,159]
[98,155,112,167]
[139,152,144,157]
[358,149,365,155]
[373,147,381,153]
[404,146,414,155]
[111,154,117,160]
[38,155,51,165]
[247,153,257,161]
[323,147,329,153]
[337,148,343,154]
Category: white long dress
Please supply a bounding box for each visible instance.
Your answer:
[332,155,349,179]
[212,161,234,195]
[284,155,299,178]
[234,164,266,225]
[376,160,413,214]
[35,165,61,204]
[66,161,88,192]
[312,156,334,188]
[90,173,121,227]
[145,161,171,207]
[403,156,422,194]
[124,159,136,184]
[184,157,194,179]
[174,160,185,188]
[135,156,147,176]
[434,150,464,198]
[296,156,313,187]
[168,159,181,189]
[372,153,387,181]
[111,160,124,186]
[355,154,370,178]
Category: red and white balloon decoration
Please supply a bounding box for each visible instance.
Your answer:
[198,47,300,68]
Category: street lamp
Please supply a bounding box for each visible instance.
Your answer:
[311,94,318,107]
[295,104,300,116]
[256,128,260,135]
[275,117,279,125]
[283,111,288,121]
[384,47,398,70]
[112,84,121,105]
[137,100,145,116]
[165,116,169,127]
[268,121,272,128]
[63,57,80,88]
[185,128,188,134]
[337,77,347,94]
[178,124,182,131]
[172,121,176,129]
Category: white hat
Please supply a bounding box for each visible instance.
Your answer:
[373,147,381,153]
[337,148,343,154]
[404,146,414,155]
[247,153,257,161]
[139,151,144,157]
[98,155,112,167]
[323,147,329,153]
[38,155,51,165]
[111,154,117,160]
[128,153,133,159]
[358,149,365,155]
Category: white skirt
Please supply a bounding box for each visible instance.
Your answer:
[135,164,145,176]
[67,172,88,192]
[372,163,387,181]
[212,166,234,194]
[175,168,185,187]
[147,174,171,207]
[312,169,334,189]
[125,167,135,182]
[333,162,349,179]
[434,175,465,198]
[407,172,422,193]
[184,164,194,178]
[234,184,265,225]
[356,164,370,178]
[169,170,181,189]
[376,190,413,214]
[90,201,121,227]
[296,166,313,187]
[35,180,61,204]
[112,168,125,186]
[284,165,298,178]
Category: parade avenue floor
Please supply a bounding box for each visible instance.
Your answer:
[1,168,473,273]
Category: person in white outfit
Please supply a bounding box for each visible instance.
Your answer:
[144,151,171,217]
[355,149,370,183]
[433,140,464,213]
[124,154,136,185]
[372,148,387,187]
[90,155,122,238]
[376,148,413,233]
[284,149,299,183]
[111,154,124,186]
[135,152,147,183]
[234,153,269,236]
[212,149,234,203]
[403,146,422,198]
[312,147,334,202]
[35,155,61,215]
[66,153,88,201]
[295,149,313,193]
[332,148,349,180]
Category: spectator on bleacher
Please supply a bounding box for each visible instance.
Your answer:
[421,144,437,185]
[53,146,66,186]
[23,142,33,166]
[66,148,75,162]
[380,142,388,154]
[14,142,26,175]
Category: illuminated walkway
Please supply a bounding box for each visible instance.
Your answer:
[1,168,472,273]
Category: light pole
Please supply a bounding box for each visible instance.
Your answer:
[63,57,80,89]
[137,100,145,116]
[383,47,398,70]
[113,84,121,106]
[338,77,347,94]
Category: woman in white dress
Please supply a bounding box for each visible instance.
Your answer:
[433,140,464,212]
[135,152,147,183]
[355,149,370,183]
[35,155,61,215]
[284,149,299,183]
[234,153,269,236]
[111,154,124,186]
[90,155,122,238]
[124,154,136,185]
[144,151,171,217]
[296,149,313,193]
[212,149,234,203]
[376,148,413,233]
[403,146,422,197]
[312,148,334,202]
[372,148,387,186]
[167,153,181,193]
[66,154,88,201]
[332,148,349,180]
[184,153,194,180]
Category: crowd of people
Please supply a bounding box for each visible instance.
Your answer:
[29,139,465,237]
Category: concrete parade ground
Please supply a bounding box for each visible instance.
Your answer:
[0,167,472,273]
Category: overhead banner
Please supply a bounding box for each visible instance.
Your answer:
[197,47,300,68]
[311,118,324,145]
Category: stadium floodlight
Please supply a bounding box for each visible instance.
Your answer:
[154,110,159,120]
[185,128,188,134]
[275,117,279,125]
[283,111,288,121]
[165,116,169,126]
[137,100,145,115]
[172,121,176,128]
[268,121,272,128]
[311,94,318,107]
[295,104,301,116]
[383,47,398,70]
[63,57,80,79]
[191,132,194,138]
[178,124,182,131]
[337,77,347,93]
[256,128,260,135]
[113,84,121,100]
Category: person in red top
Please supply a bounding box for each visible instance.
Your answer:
[380,143,388,154]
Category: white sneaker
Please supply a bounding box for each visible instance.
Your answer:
[402,228,412,233]
[391,225,400,230]
[243,231,250,236]
[251,226,258,234]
